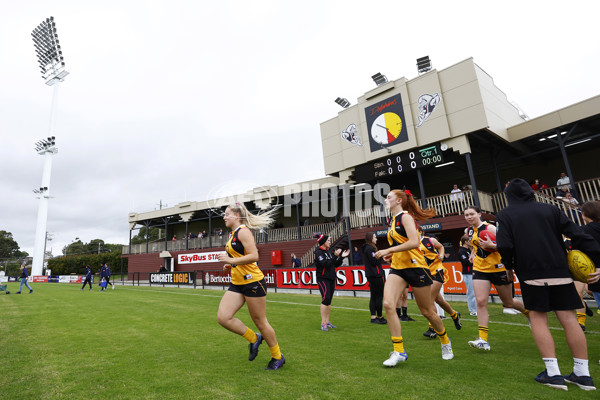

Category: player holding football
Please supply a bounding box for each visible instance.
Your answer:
[463,205,529,351]
[375,189,454,366]
[496,178,600,391]
[216,202,285,370]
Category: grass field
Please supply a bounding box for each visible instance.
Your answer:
[1,283,599,399]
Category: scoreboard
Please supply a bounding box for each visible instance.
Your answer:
[354,144,445,181]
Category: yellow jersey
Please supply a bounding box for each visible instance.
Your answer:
[225,225,264,285]
[467,222,505,273]
[387,211,429,270]
[420,236,442,275]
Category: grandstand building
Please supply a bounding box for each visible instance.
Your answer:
[123,57,600,280]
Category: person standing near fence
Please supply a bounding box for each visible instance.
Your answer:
[81,265,93,291]
[16,264,33,294]
[362,232,386,324]
[216,202,285,370]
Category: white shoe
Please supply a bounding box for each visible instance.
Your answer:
[383,351,408,367]
[469,311,477,316]
[441,340,454,360]
[468,338,491,351]
[503,308,519,315]
[112,284,115,290]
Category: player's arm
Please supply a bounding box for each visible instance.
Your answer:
[217,228,259,265]
[431,237,445,262]
[375,215,420,258]
[480,225,497,251]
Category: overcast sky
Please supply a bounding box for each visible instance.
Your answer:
[1,0,599,257]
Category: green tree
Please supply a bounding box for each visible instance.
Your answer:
[63,238,86,255]
[0,230,26,259]
[131,227,159,245]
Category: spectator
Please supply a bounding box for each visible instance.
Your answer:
[291,253,302,268]
[158,264,168,272]
[16,264,33,294]
[172,235,177,241]
[581,201,600,315]
[100,263,114,291]
[449,184,463,201]
[531,179,548,191]
[362,232,386,324]
[563,192,579,206]
[557,172,571,190]
[351,246,362,265]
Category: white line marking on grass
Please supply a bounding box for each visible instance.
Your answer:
[115,287,599,334]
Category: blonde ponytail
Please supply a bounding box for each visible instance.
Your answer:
[227,203,277,230]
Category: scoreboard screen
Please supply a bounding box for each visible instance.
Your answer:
[354,144,444,181]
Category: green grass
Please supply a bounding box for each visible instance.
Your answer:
[1,284,599,399]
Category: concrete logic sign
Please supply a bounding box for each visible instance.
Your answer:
[150,271,195,285]
[365,93,409,153]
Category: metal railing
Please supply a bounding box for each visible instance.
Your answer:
[299,220,347,268]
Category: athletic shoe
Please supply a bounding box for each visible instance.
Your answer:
[585,302,593,317]
[112,284,115,290]
[469,311,477,316]
[29,290,33,294]
[453,312,462,330]
[383,351,408,367]
[80,288,84,291]
[326,322,337,329]
[534,370,567,390]
[564,372,596,391]
[580,324,586,332]
[89,288,92,291]
[441,340,454,360]
[370,318,378,324]
[423,328,437,339]
[265,354,285,370]
[376,317,387,324]
[503,307,520,315]
[468,338,491,350]
[16,292,21,294]
[248,333,263,361]
[399,315,415,322]
[320,323,328,332]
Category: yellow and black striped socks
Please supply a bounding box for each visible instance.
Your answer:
[478,326,489,342]
[269,344,282,360]
[391,336,405,353]
[435,329,450,345]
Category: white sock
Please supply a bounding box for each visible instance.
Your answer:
[543,358,561,376]
[573,358,589,377]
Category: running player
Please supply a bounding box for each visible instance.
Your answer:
[375,189,454,366]
[463,205,529,351]
[216,203,285,370]
[418,228,462,338]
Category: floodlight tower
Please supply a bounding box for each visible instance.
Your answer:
[31,16,69,276]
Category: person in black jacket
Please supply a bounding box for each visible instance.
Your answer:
[362,232,386,324]
[16,264,33,294]
[81,265,93,291]
[496,178,600,391]
[314,233,349,331]
[458,235,477,315]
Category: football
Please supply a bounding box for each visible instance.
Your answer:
[478,230,497,251]
[567,250,596,282]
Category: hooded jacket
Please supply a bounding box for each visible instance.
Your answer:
[496,178,600,281]
[314,246,342,281]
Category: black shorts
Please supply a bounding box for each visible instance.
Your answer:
[228,279,267,297]
[473,270,512,286]
[317,278,335,306]
[389,268,433,287]
[521,282,583,312]
[432,269,444,284]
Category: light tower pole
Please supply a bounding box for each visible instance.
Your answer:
[31,16,69,276]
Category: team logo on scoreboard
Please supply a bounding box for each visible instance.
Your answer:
[364,94,409,153]
[416,93,441,127]
[340,123,362,146]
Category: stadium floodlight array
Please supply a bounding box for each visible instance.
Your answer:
[371,72,388,86]
[334,97,351,109]
[417,56,432,74]
[32,16,69,86]
[35,136,57,153]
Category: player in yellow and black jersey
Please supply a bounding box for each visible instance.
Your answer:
[463,205,529,351]
[418,228,462,339]
[216,202,285,370]
[374,189,454,366]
